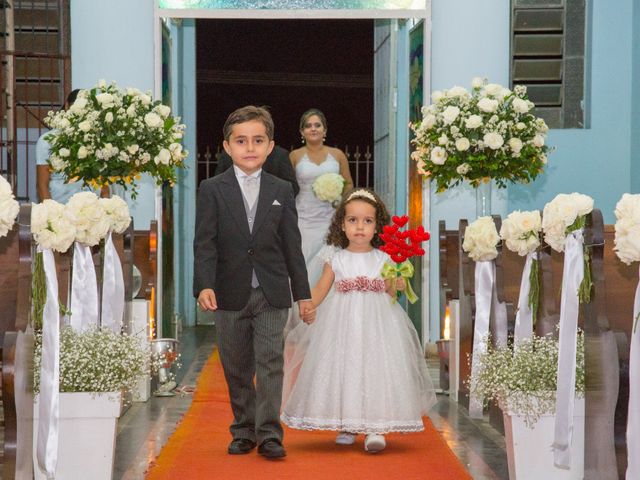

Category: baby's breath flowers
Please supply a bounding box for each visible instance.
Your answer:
[469,332,585,427]
[44,80,187,198]
[34,327,149,394]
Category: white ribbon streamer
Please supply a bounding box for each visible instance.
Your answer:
[70,242,98,332]
[626,266,640,480]
[101,232,124,332]
[36,248,60,478]
[553,230,584,468]
[514,252,536,348]
[469,261,496,418]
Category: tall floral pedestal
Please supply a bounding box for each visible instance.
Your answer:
[502,397,584,480]
[475,181,492,218]
[33,392,122,480]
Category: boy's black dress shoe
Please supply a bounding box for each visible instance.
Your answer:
[228,438,257,454]
[258,439,286,459]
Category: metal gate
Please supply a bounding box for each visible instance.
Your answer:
[0,0,71,200]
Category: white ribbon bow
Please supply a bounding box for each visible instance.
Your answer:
[36,248,60,478]
[514,252,537,348]
[626,266,640,479]
[553,230,584,468]
[101,232,124,332]
[70,242,98,332]
[469,260,508,418]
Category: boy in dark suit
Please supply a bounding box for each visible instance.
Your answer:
[194,106,314,459]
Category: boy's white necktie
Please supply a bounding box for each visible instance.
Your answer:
[244,176,259,209]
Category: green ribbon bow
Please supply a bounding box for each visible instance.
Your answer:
[381,260,418,304]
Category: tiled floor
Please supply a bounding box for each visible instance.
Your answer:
[113,325,509,479]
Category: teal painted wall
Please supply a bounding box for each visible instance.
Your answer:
[71,0,157,229]
[509,0,635,222]
[632,0,640,193]
[171,20,198,327]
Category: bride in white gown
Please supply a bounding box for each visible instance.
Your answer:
[286,109,353,332]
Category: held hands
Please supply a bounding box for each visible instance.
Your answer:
[298,299,316,325]
[198,288,218,311]
[394,277,406,291]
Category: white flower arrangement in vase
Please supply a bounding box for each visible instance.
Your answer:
[462,216,500,262]
[0,175,20,238]
[312,172,345,205]
[44,80,187,197]
[470,331,585,427]
[542,193,594,303]
[500,210,542,320]
[410,77,550,193]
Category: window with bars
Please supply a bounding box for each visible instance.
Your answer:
[510,0,587,129]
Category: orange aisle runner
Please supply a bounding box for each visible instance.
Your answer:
[146,350,472,480]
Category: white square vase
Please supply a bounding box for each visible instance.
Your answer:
[33,392,122,480]
[502,396,585,480]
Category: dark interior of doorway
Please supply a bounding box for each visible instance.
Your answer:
[195,19,374,186]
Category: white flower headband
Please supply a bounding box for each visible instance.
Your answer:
[347,189,376,203]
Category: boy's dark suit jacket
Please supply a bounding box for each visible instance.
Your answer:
[193,167,310,310]
[215,145,300,197]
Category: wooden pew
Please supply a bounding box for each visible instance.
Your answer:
[2,204,35,479]
[457,218,474,410]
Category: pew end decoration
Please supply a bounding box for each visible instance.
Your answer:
[0,175,20,238]
[499,210,542,343]
[379,214,430,304]
[613,193,640,480]
[44,80,188,198]
[541,192,593,468]
[410,77,550,193]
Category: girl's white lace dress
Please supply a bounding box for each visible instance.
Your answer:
[281,248,436,434]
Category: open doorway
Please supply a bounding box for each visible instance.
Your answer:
[195,19,375,188]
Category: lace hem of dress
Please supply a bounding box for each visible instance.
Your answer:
[335,276,386,293]
[280,413,425,434]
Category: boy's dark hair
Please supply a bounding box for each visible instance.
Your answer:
[65,89,81,108]
[299,108,327,132]
[223,105,274,141]
[326,188,390,249]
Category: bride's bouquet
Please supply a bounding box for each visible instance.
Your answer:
[312,172,344,205]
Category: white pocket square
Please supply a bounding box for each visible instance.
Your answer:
[272,199,281,206]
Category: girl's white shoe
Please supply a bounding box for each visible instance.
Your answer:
[364,434,386,453]
[335,432,356,445]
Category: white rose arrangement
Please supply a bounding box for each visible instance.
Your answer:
[312,172,345,205]
[500,210,541,257]
[66,191,111,246]
[44,80,188,198]
[541,193,594,253]
[500,210,542,319]
[462,216,500,262]
[0,175,20,238]
[31,199,76,253]
[100,195,132,234]
[542,192,594,303]
[613,193,640,265]
[410,78,550,192]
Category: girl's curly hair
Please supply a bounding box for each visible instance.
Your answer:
[325,188,390,249]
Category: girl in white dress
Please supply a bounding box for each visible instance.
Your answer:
[281,189,436,453]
